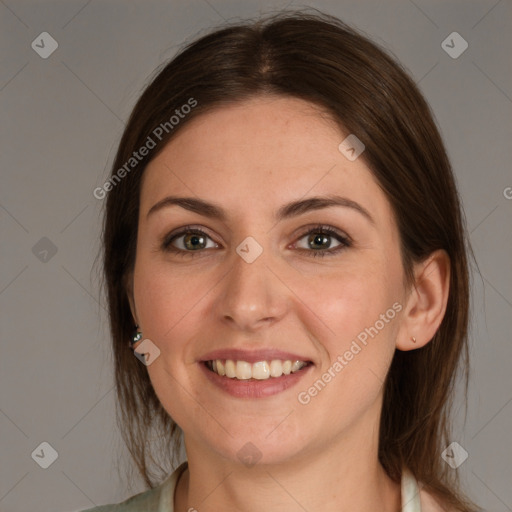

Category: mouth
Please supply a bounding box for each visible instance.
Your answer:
[198,348,315,398]
[203,358,311,380]
[199,356,314,399]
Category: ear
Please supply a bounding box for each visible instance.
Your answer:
[396,249,450,351]
[124,271,139,326]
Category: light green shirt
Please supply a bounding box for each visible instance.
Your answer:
[81,462,188,512]
[81,463,423,511]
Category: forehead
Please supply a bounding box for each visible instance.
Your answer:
[140,96,391,223]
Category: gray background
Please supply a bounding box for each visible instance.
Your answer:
[1,0,511,511]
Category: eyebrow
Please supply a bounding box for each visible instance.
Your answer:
[147,194,375,225]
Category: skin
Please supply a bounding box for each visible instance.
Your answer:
[127,95,450,511]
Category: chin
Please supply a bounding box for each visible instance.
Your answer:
[201,424,310,468]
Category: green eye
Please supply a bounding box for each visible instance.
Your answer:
[294,225,351,258]
[162,224,351,258]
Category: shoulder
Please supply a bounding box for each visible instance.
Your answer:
[78,462,188,512]
[79,485,162,512]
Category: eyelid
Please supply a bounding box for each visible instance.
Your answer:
[289,223,352,244]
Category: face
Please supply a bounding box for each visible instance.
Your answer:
[129,95,409,466]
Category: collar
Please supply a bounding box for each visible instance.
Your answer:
[159,462,422,511]
[402,467,422,511]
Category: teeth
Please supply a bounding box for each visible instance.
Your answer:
[236,360,252,380]
[225,359,236,378]
[270,360,282,377]
[207,359,307,379]
[291,360,303,372]
[252,361,270,380]
[216,359,225,376]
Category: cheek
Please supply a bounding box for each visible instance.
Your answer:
[132,262,211,426]
[305,263,398,344]
[133,260,205,350]
[298,263,401,407]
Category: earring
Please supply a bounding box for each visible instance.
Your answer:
[130,326,142,348]
[411,336,417,343]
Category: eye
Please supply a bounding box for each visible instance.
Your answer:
[161,225,218,257]
[161,223,351,258]
[292,224,351,258]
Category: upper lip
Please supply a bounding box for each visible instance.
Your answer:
[199,348,313,364]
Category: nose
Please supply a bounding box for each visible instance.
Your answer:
[215,241,287,332]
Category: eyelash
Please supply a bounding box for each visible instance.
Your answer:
[161,224,352,259]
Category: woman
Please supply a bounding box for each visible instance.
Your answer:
[86,9,481,512]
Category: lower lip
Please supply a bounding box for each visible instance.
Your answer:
[199,362,313,398]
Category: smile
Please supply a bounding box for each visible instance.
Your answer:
[205,359,310,380]
[200,358,313,398]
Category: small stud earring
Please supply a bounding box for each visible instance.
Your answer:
[411,336,417,343]
[130,326,142,348]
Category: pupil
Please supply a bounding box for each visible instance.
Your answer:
[187,234,203,249]
[311,234,329,249]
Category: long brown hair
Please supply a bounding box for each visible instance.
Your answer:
[101,8,480,510]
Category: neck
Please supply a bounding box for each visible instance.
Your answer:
[175,404,401,512]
